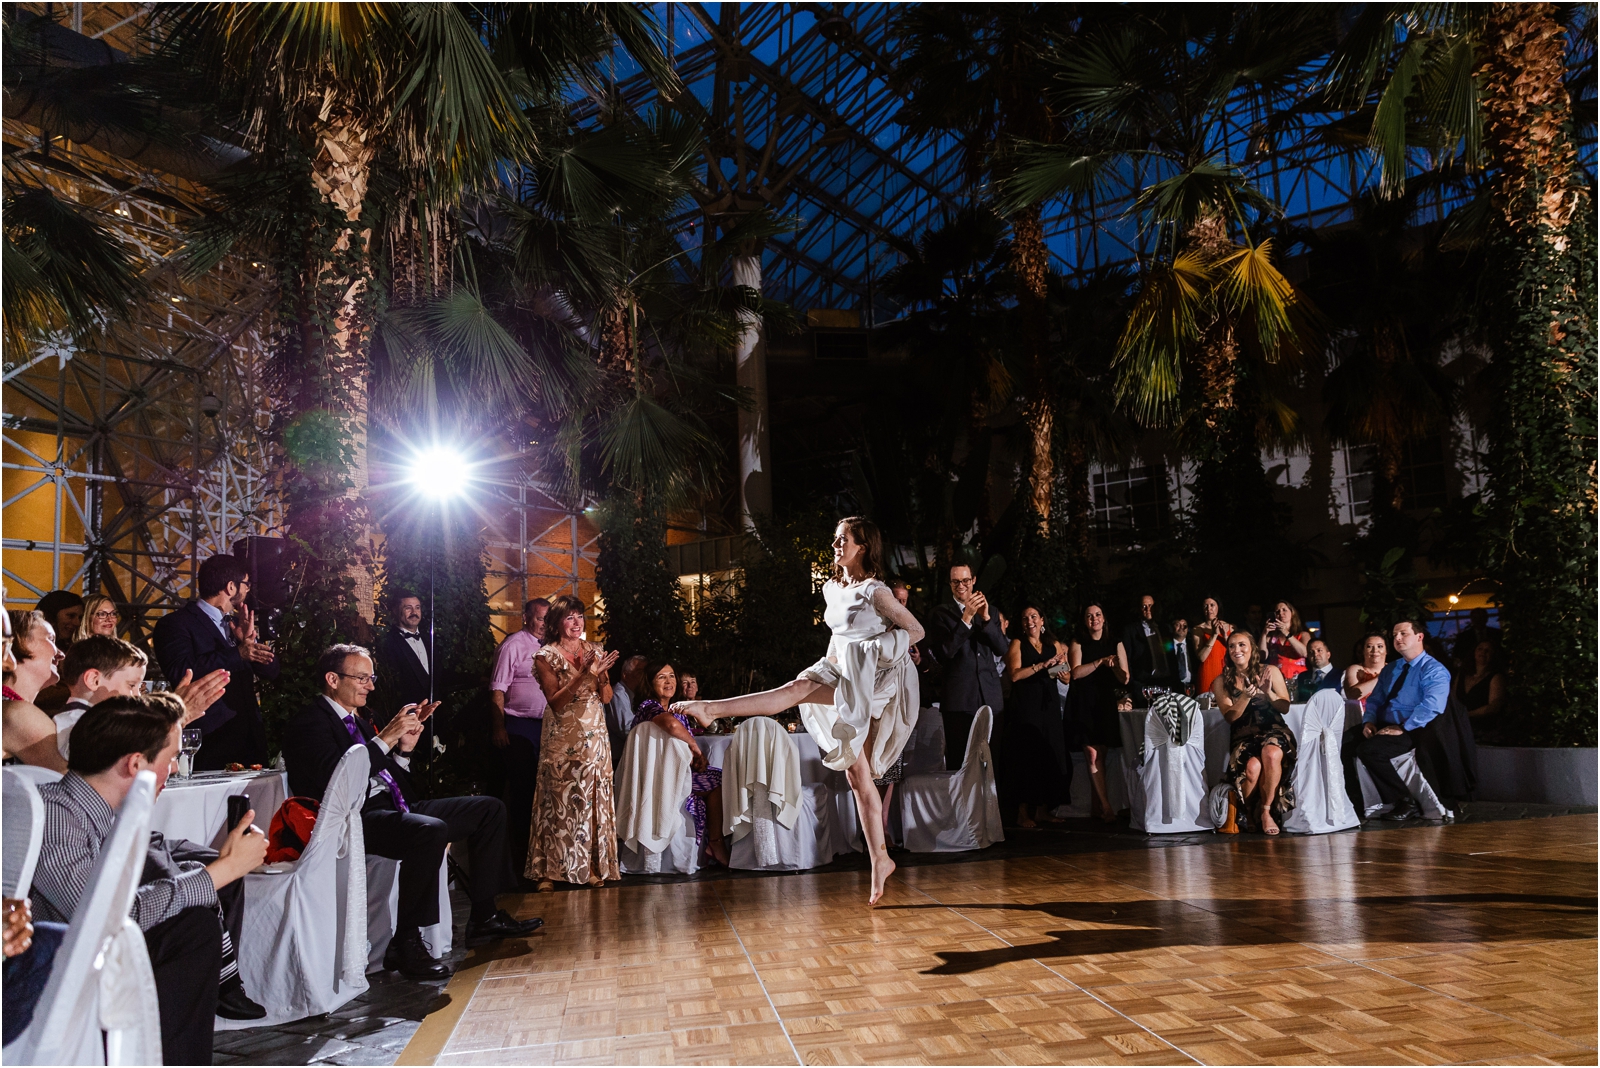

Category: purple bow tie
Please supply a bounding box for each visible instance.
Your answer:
[342,714,409,813]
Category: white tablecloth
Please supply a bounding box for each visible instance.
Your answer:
[150,771,288,849]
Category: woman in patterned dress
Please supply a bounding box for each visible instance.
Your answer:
[631,661,730,866]
[1211,630,1297,836]
[527,595,621,892]
[672,516,924,906]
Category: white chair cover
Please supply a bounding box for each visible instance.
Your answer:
[3,768,46,899]
[723,717,803,842]
[900,706,946,774]
[728,782,843,871]
[222,744,370,1028]
[1127,702,1212,833]
[615,719,699,875]
[365,852,453,972]
[1355,752,1450,819]
[1284,691,1361,833]
[5,765,62,788]
[898,706,1004,852]
[7,770,161,1067]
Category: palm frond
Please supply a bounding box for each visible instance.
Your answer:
[1214,239,1298,358]
[3,186,141,351]
[599,389,715,501]
[1112,250,1210,424]
[1130,161,1278,235]
[997,143,1118,214]
[421,288,536,402]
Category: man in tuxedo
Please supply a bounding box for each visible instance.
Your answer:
[1121,594,1174,693]
[1169,616,1195,695]
[152,553,279,769]
[279,644,541,979]
[1295,639,1342,701]
[926,564,1006,768]
[374,590,432,713]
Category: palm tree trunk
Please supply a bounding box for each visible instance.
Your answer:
[1474,2,1597,744]
[1009,203,1053,533]
[732,252,772,527]
[1186,213,1239,434]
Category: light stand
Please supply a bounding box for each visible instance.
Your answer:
[406,445,473,763]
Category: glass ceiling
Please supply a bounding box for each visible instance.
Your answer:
[593,3,1596,320]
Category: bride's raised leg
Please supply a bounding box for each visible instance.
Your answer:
[846,751,896,906]
[673,679,833,728]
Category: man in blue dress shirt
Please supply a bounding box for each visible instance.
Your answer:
[1344,618,1452,820]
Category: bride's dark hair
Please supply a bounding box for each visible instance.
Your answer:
[831,516,883,583]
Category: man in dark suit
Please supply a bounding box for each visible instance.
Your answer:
[152,554,280,769]
[1121,594,1174,693]
[1294,639,1343,701]
[372,589,435,761]
[279,644,541,979]
[926,564,1006,768]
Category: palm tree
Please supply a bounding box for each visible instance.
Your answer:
[162,1,673,624]
[1003,5,1332,565]
[1329,3,1596,742]
[892,5,1080,533]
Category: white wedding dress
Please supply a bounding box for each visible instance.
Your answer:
[796,579,920,778]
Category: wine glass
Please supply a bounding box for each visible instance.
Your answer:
[179,728,203,778]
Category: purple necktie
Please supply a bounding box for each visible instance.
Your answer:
[343,714,409,813]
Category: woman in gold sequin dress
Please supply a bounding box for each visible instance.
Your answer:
[526,595,620,891]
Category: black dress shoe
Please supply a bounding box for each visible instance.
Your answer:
[215,979,267,1020]
[466,909,544,947]
[1381,799,1422,821]
[383,930,450,980]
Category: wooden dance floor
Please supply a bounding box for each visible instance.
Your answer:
[400,815,1596,1065]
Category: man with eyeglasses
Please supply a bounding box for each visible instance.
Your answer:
[279,644,542,980]
[926,564,1007,768]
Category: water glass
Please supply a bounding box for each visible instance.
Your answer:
[179,728,203,778]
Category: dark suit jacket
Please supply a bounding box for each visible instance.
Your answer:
[927,602,1007,713]
[1294,665,1343,702]
[1121,620,1174,689]
[151,601,280,740]
[280,696,420,812]
[372,627,432,719]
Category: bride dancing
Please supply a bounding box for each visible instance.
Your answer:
[673,516,923,905]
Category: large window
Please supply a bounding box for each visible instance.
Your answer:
[1343,437,1450,519]
[1092,465,1170,548]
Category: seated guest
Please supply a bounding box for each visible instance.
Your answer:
[631,661,729,865]
[1262,601,1310,684]
[1344,633,1390,708]
[606,654,648,763]
[3,610,67,771]
[29,696,268,1063]
[3,893,67,1046]
[280,644,540,980]
[1294,639,1342,701]
[1211,632,1297,836]
[30,592,82,713]
[679,670,701,702]
[1113,690,1134,713]
[73,595,122,643]
[1342,619,1452,821]
[56,636,230,759]
[152,553,279,770]
[1456,639,1507,728]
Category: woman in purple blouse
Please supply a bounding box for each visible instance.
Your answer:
[632,661,729,866]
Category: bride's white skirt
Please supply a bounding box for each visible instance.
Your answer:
[796,628,920,778]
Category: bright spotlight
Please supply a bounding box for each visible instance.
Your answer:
[409,446,473,499]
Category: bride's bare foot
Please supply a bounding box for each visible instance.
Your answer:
[671,701,715,728]
[1017,805,1037,830]
[868,849,897,906]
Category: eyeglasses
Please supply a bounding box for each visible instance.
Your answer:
[949,577,975,587]
[337,672,378,684]
[92,611,119,621]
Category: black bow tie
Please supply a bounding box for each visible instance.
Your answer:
[402,631,422,641]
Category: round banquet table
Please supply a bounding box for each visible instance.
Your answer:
[698,729,832,784]
[149,770,288,849]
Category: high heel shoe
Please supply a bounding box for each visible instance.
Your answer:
[536,880,554,893]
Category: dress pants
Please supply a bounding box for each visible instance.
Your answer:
[1342,728,1419,806]
[942,709,976,770]
[2,920,66,1045]
[193,709,268,771]
[363,794,510,930]
[143,905,222,1065]
[503,716,542,877]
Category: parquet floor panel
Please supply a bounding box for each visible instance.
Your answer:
[409,815,1597,1065]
